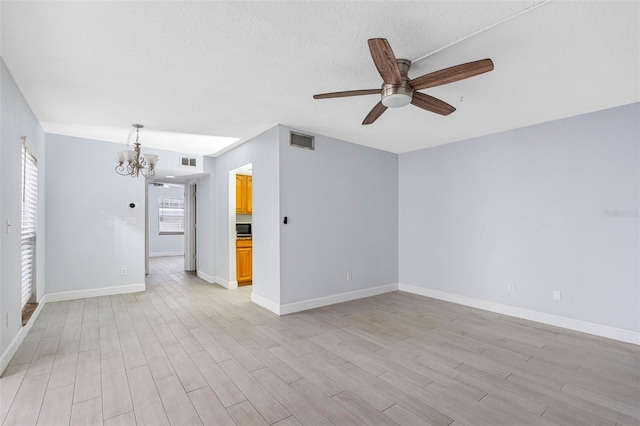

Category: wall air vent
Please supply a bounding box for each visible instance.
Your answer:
[290,132,315,150]
[181,156,197,167]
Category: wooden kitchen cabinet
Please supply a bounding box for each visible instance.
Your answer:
[236,239,252,285]
[236,174,252,214]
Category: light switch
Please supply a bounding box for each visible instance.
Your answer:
[5,219,11,234]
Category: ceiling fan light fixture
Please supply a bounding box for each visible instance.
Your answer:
[381,93,412,108]
[381,81,413,108]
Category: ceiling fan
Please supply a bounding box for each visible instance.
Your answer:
[313,38,494,125]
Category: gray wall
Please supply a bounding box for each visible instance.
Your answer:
[196,156,216,280]
[45,134,146,294]
[399,103,640,331]
[201,126,281,303]
[0,59,46,357]
[148,183,184,256]
[278,126,399,304]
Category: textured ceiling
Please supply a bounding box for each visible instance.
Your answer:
[1,1,639,155]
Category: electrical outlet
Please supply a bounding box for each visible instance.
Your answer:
[346,272,352,280]
[121,268,127,276]
[553,290,562,301]
[507,283,516,293]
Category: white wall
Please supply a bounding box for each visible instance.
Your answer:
[278,126,399,304]
[45,134,146,294]
[0,59,46,358]
[399,103,640,332]
[148,183,184,256]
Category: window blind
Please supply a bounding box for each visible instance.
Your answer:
[21,139,37,308]
[158,197,185,234]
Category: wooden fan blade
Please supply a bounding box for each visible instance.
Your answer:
[411,92,456,116]
[368,38,402,85]
[409,59,494,90]
[362,101,388,125]
[313,89,380,99]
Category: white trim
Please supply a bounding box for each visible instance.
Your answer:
[228,169,237,290]
[279,284,399,315]
[214,276,232,289]
[251,293,281,315]
[184,182,196,272]
[197,270,215,283]
[196,271,238,289]
[212,276,238,289]
[45,283,145,303]
[149,251,184,258]
[222,278,239,290]
[22,136,40,160]
[1,295,48,375]
[399,284,640,345]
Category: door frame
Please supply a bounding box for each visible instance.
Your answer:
[184,181,197,271]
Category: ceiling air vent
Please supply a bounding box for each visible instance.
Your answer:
[181,156,197,167]
[290,132,315,150]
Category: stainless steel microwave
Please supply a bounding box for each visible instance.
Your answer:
[236,222,252,236]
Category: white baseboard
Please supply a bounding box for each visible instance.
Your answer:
[399,284,640,345]
[149,251,184,257]
[196,270,215,283]
[1,296,48,375]
[196,271,238,290]
[44,283,146,303]
[251,293,281,314]
[213,277,238,289]
[279,283,399,315]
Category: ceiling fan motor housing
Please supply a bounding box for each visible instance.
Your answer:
[381,59,413,108]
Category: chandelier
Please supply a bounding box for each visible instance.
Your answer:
[115,124,159,178]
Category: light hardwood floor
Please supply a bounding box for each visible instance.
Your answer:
[2,256,639,425]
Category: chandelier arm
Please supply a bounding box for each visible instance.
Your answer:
[141,168,156,179]
[138,156,148,169]
[115,164,130,176]
[115,124,157,178]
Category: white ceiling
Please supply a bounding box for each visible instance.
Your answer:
[1,1,638,156]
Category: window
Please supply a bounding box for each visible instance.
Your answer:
[158,197,184,234]
[21,138,37,308]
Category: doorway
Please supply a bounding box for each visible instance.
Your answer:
[145,181,196,276]
[230,163,253,290]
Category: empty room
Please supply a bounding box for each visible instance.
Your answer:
[1,1,638,425]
